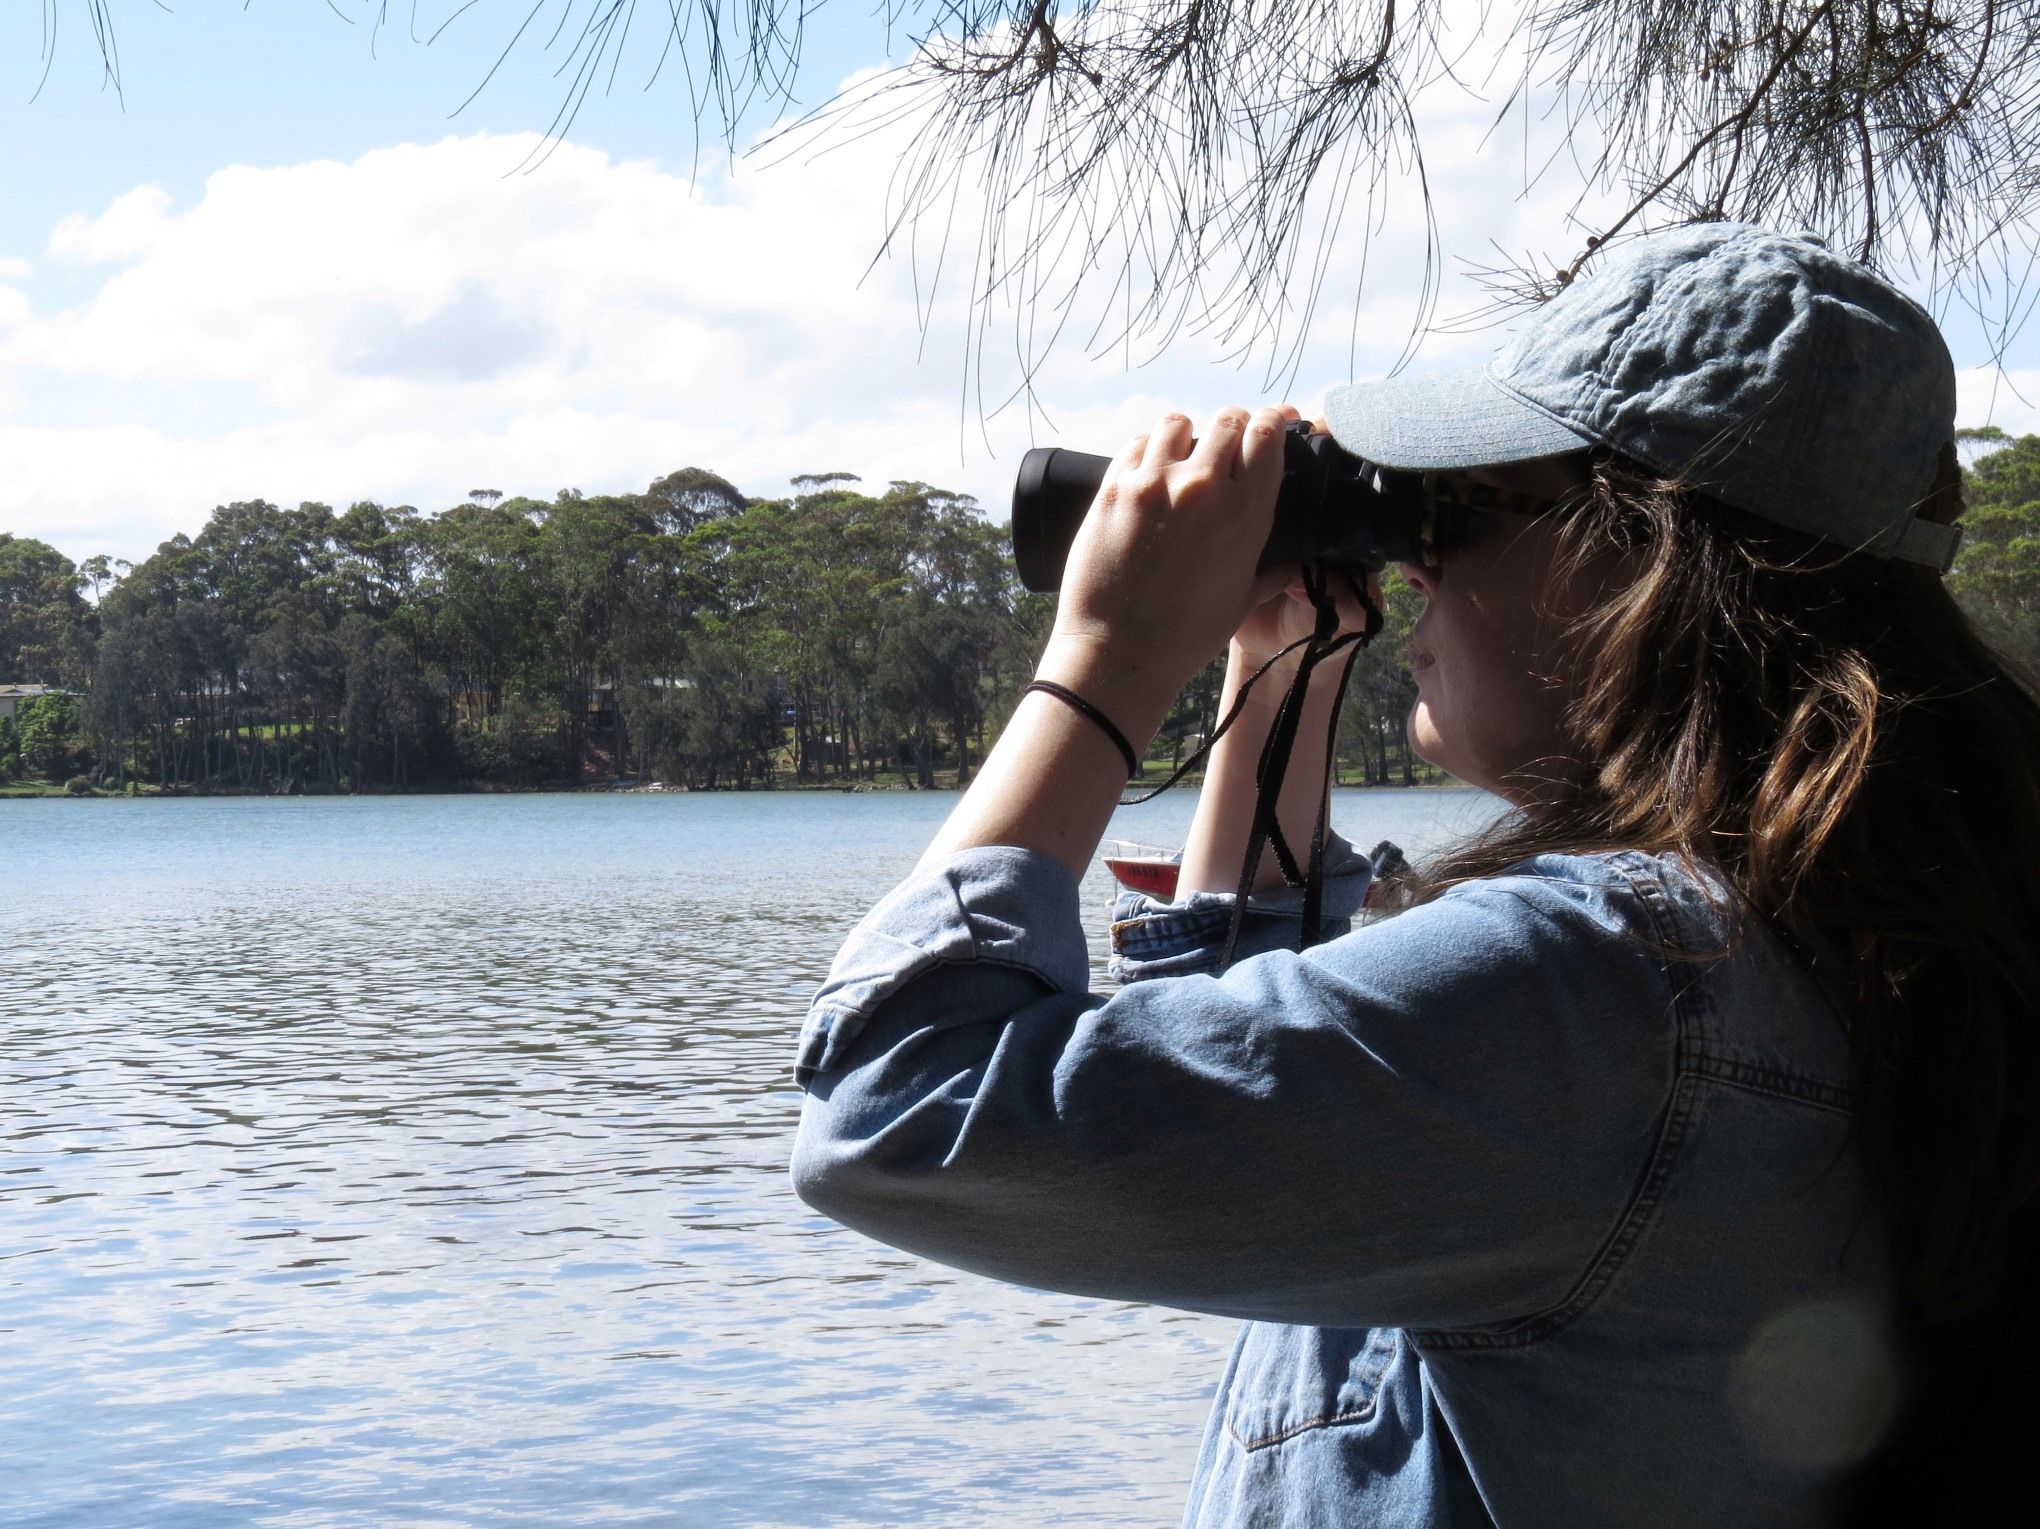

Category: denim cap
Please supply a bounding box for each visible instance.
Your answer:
[1324,224,1962,570]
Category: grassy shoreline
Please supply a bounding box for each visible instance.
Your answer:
[4,770,1464,800]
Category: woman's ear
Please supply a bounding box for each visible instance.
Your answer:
[1920,441,1964,527]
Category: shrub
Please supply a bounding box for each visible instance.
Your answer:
[64,775,93,796]
[18,694,80,779]
[453,695,568,786]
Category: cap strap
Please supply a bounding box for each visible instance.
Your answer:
[1891,516,1962,573]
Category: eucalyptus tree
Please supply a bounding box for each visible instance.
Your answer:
[1337,571,1426,787]
[332,501,430,643]
[82,597,135,787]
[644,467,749,534]
[243,590,341,788]
[91,583,202,788]
[214,501,342,782]
[336,611,440,787]
[700,483,847,781]
[1952,431,2040,668]
[0,533,86,686]
[79,501,337,787]
[420,497,548,728]
[597,474,730,780]
[677,510,797,786]
[815,477,1020,784]
[90,534,207,786]
[189,500,335,635]
[817,479,915,781]
[664,633,784,789]
[531,490,646,781]
[878,481,1022,783]
[1155,662,1225,779]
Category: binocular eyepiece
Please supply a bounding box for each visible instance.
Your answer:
[1010,420,1438,593]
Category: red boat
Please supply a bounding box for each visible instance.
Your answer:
[1101,840,1182,899]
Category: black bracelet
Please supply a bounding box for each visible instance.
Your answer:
[1024,680,1141,777]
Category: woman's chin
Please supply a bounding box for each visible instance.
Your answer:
[1406,708,1447,773]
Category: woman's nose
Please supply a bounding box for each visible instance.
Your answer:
[1397,560,1436,596]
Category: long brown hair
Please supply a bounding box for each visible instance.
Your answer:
[1409,450,2040,1316]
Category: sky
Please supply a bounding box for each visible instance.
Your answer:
[4,2,2037,570]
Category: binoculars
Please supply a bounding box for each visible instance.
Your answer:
[1010,420,1444,593]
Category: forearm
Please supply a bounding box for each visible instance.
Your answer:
[916,636,1177,880]
[1176,641,1348,897]
[917,405,1291,883]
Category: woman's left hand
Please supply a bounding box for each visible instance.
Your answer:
[1035,404,1293,746]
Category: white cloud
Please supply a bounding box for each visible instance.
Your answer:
[47,184,176,263]
[1956,368,2040,438]
[1,51,2030,567]
[2,122,1481,563]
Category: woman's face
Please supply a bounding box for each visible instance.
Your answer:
[1397,458,1610,808]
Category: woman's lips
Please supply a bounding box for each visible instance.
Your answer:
[1413,650,1436,672]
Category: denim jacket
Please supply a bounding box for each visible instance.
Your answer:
[791,841,1896,1527]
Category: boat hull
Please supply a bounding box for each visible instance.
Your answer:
[1103,857,1181,899]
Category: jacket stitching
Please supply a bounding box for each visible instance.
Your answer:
[1413,1066,1705,1352]
[1412,856,1855,1353]
[1687,1052,1852,1114]
[1230,1402,1381,1451]
[1414,856,1702,1352]
[1225,1328,1399,1450]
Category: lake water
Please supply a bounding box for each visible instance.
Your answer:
[1,786,1505,1528]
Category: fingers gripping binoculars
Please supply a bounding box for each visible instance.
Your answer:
[1010,420,1446,593]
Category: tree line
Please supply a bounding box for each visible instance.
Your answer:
[0,464,1435,795]
[6,435,2035,797]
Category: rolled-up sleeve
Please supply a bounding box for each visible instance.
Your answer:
[790,845,1681,1334]
[793,847,1092,1084]
[1106,833,1399,980]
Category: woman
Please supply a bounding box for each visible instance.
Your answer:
[790,226,2040,1524]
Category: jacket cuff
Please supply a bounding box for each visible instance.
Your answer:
[1107,835,1401,981]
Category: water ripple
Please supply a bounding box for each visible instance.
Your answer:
[12,793,1448,1526]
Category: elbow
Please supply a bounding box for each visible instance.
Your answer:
[791,1094,1013,1286]
[788,1110,845,1218]
[789,1080,968,1250]
[789,1090,890,1227]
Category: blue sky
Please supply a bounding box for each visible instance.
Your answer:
[4,3,892,213]
[2,3,916,330]
[5,3,2036,568]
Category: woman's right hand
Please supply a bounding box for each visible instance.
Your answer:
[1227,566,1383,677]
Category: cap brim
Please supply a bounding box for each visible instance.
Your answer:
[1324,367,1592,470]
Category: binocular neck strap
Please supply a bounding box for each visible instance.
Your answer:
[1120,564,1382,972]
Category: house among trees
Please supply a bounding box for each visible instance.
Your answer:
[0,683,74,722]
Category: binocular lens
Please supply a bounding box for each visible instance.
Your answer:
[1011,448,1115,594]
